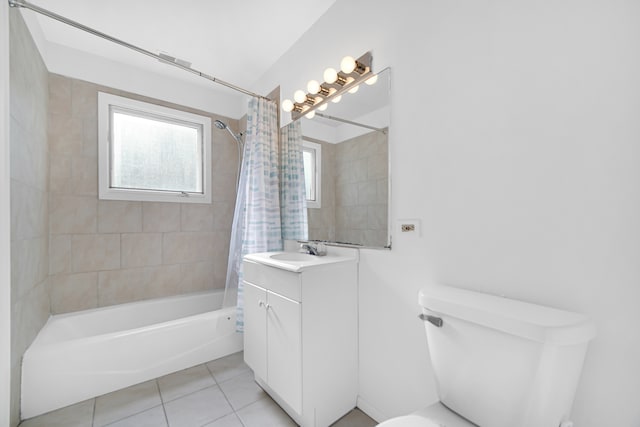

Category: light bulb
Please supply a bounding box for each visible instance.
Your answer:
[365,74,378,85]
[348,85,359,94]
[340,56,356,73]
[281,99,294,112]
[331,95,342,104]
[294,90,307,104]
[323,67,338,84]
[305,110,316,119]
[318,103,328,111]
[307,80,320,94]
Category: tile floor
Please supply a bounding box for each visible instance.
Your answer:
[18,351,377,427]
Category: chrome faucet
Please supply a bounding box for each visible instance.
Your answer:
[299,243,319,256]
[299,242,327,256]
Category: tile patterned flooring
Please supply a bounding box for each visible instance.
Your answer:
[18,352,377,427]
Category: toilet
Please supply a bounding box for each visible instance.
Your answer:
[379,284,596,427]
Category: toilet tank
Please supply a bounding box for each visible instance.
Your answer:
[419,285,595,427]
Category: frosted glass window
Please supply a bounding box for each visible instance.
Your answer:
[302,141,321,208]
[98,92,211,204]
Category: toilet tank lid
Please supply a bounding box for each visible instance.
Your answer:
[419,285,596,345]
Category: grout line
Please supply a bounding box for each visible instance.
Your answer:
[156,380,171,427]
[91,398,96,427]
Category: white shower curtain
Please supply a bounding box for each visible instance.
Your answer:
[279,120,308,241]
[224,97,283,331]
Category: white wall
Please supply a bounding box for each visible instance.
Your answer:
[253,1,640,425]
[0,1,11,425]
[20,11,247,120]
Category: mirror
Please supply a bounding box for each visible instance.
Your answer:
[289,68,390,248]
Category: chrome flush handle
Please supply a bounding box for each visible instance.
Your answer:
[418,313,443,328]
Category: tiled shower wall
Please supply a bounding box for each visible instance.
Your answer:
[334,130,388,247]
[48,75,240,314]
[308,130,388,247]
[9,10,50,427]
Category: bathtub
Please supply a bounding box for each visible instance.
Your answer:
[21,290,243,419]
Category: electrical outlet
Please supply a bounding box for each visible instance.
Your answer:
[397,219,421,237]
[401,224,415,232]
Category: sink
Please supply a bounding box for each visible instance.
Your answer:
[269,253,317,262]
[244,251,357,272]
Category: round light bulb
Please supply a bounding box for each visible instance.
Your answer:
[294,90,307,104]
[331,95,342,104]
[323,67,338,84]
[340,56,356,73]
[365,74,378,85]
[281,99,294,112]
[307,80,320,94]
[318,103,328,111]
[305,110,316,119]
[348,85,359,94]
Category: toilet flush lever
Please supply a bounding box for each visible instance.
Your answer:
[418,313,443,327]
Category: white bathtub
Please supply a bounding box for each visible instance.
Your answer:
[21,290,243,419]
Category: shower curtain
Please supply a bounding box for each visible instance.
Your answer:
[224,97,283,331]
[279,121,308,241]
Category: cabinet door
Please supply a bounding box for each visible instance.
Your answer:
[243,282,267,381]
[267,291,302,414]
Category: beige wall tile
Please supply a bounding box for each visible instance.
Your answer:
[98,265,182,307]
[179,262,215,294]
[49,234,71,275]
[72,156,98,196]
[50,272,98,314]
[97,267,147,307]
[212,202,234,231]
[181,204,214,231]
[49,154,72,194]
[49,112,83,155]
[162,232,215,264]
[49,73,72,117]
[11,237,48,299]
[98,200,142,233]
[212,173,238,202]
[49,194,97,235]
[11,179,48,240]
[71,79,98,120]
[71,234,120,272]
[142,202,180,232]
[146,265,182,299]
[121,233,162,268]
[11,280,50,361]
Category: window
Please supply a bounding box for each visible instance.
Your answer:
[302,140,321,208]
[98,92,211,203]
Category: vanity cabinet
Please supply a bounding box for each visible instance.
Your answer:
[242,253,358,427]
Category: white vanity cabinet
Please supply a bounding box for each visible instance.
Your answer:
[242,251,358,427]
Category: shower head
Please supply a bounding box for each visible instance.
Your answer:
[214,119,243,145]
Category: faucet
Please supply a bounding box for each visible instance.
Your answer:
[299,242,326,256]
[299,243,319,256]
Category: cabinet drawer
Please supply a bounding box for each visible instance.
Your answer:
[243,260,301,301]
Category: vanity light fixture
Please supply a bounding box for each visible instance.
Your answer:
[282,51,374,121]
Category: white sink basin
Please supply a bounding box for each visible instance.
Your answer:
[244,251,357,272]
[269,253,317,262]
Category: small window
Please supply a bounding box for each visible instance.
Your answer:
[98,92,211,203]
[302,140,321,208]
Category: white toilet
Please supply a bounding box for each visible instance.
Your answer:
[379,284,596,427]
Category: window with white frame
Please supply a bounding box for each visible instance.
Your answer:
[302,140,321,208]
[98,92,211,203]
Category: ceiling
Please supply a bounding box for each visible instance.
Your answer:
[27,0,337,93]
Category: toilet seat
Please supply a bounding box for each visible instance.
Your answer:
[376,402,476,427]
[377,414,442,427]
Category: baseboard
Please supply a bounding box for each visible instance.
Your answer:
[356,396,385,424]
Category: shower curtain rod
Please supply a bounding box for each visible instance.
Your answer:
[8,0,272,102]
[315,112,387,134]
